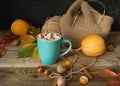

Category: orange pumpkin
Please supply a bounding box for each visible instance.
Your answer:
[76,34,106,57]
[11,19,30,36]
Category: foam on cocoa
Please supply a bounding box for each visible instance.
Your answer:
[38,32,61,41]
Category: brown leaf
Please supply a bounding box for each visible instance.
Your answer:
[107,81,120,86]
[19,34,36,46]
[117,74,120,79]
[94,69,119,82]
[0,48,6,57]
[0,31,17,47]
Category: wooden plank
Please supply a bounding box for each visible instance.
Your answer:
[0,31,120,86]
[0,45,120,67]
[0,67,107,86]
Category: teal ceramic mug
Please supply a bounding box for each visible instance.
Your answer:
[37,33,72,65]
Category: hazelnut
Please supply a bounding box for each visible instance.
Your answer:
[57,65,67,74]
[106,42,115,51]
[65,60,72,67]
[37,67,43,73]
[79,76,88,84]
[44,70,49,75]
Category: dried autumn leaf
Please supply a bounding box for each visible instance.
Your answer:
[107,81,120,86]
[19,34,36,47]
[117,74,120,79]
[0,48,6,57]
[18,43,37,58]
[94,69,119,82]
[32,46,39,59]
[0,31,17,47]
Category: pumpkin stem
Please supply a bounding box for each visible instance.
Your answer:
[75,47,82,51]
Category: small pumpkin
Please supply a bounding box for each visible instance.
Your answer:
[11,19,30,36]
[76,34,106,57]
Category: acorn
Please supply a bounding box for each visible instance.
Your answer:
[57,64,67,74]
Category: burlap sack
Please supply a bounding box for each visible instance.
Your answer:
[41,0,114,48]
[60,0,114,48]
[41,16,61,34]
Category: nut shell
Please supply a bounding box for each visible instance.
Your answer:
[57,65,67,73]
[37,67,43,73]
[44,70,49,75]
[65,60,72,67]
[79,76,88,84]
[57,77,66,86]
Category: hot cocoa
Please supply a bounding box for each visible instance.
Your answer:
[37,32,61,41]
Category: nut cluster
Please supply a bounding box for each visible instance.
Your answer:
[57,60,72,74]
[37,67,49,75]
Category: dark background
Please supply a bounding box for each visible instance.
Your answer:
[0,0,120,31]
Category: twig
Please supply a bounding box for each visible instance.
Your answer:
[80,64,93,79]
[65,57,97,78]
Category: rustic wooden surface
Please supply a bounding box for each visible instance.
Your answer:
[0,31,120,86]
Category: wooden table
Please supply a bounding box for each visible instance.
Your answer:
[0,31,120,86]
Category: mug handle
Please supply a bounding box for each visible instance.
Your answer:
[60,39,72,57]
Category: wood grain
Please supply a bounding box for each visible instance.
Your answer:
[0,31,120,86]
[0,67,107,86]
